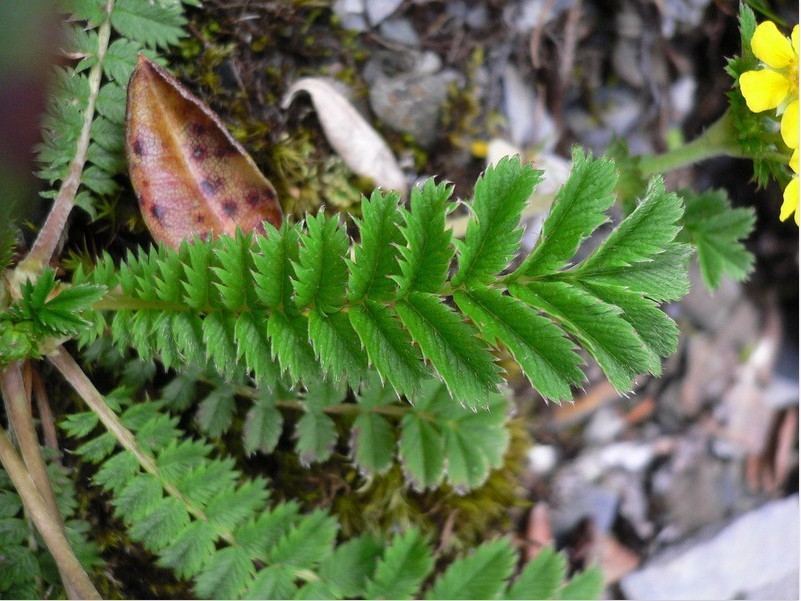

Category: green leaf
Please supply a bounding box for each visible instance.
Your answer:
[235,502,301,560]
[111,0,186,49]
[365,529,434,600]
[205,479,269,531]
[679,189,755,289]
[348,189,404,301]
[202,312,240,381]
[245,565,298,600]
[579,177,683,272]
[128,497,190,552]
[515,149,617,278]
[352,413,396,476]
[60,411,99,438]
[96,82,128,124]
[396,292,501,409]
[426,538,517,600]
[581,281,679,375]
[158,520,217,579]
[399,412,444,490]
[319,534,384,598]
[243,394,283,455]
[196,385,236,438]
[349,300,426,398]
[213,231,256,310]
[395,179,456,295]
[253,222,299,310]
[507,546,566,600]
[268,310,318,384]
[308,309,367,389]
[194,546,255,599]
[511,281,651,392]
[114,474,162,523]
[295,411,337,465]
[583,242,692,303]
[292,212,349,313]
[235,312,280,387]
[181,238,214,309]
[454,287,584,402]
[103,38,141,83]
[268,510,338,569]
[0,546,39,589]
[453,157,542,287]
[558,566,604,600]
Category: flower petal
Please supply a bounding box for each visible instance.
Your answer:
[780,176,799,225]
[791,148,799,174]
[781,100,799,149]
[751,21,795,69]
[792,25,799,56]
[739,70,790,112]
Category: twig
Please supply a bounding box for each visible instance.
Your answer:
[0,427,100,599]
[19,0,116,274]
[0,362,79,597]
[47,346,238,546]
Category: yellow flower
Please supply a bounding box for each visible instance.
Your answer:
[739,22,799,149]
[780,147,799,225]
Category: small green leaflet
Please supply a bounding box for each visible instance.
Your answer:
[678,189,755,289]
[395,179,456,295]
[396,292,501,409]
[293,212,349,313]
[453,157,543,287]
[348,189,403,301]
[365,529,434,600]
[514,148,617,278]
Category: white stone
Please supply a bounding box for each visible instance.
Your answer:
[621,496,800,600]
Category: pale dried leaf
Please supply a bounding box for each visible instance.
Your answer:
[282,77,407,196]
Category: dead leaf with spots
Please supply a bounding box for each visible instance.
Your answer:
[282,77,407,196]
[125,54,282,249]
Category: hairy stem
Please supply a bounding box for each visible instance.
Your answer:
[20,0,116,274]
[638,109,747,175]
[47,346,238,547]
[1,362,66,539]
[0,425,100,599]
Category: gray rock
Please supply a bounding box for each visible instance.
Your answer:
[504,0,574,33]
[365,0,403,26]
[621,496,799,600]
[502,64,558,149]
[660,0,714,38]
[333,0,368,32]
[369,73,449,148]
[378,17,419,46]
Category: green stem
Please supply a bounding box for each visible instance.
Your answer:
[18,0,115,275]
[0,424,100,599]
[639,109,747,176]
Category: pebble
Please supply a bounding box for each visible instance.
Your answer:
[503,64,558,149]
[378,17,419,46]
[621,495,799,600]
[369,72,449,148]
[332,0,368,32]
[366,0,403,26]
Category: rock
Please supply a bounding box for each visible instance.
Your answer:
[659,0,715,38]
[333,0,368,32]
[378,17,419,46]
[527,444,559,475]
[369,72,449,148]
[504,0,574,33]
[502,64,558,149]
[584,406,625,446]
[650,435,732,535]
[365,0,403,26]
[621,496,799,600]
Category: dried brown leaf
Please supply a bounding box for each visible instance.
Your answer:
[125,55,282,249]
